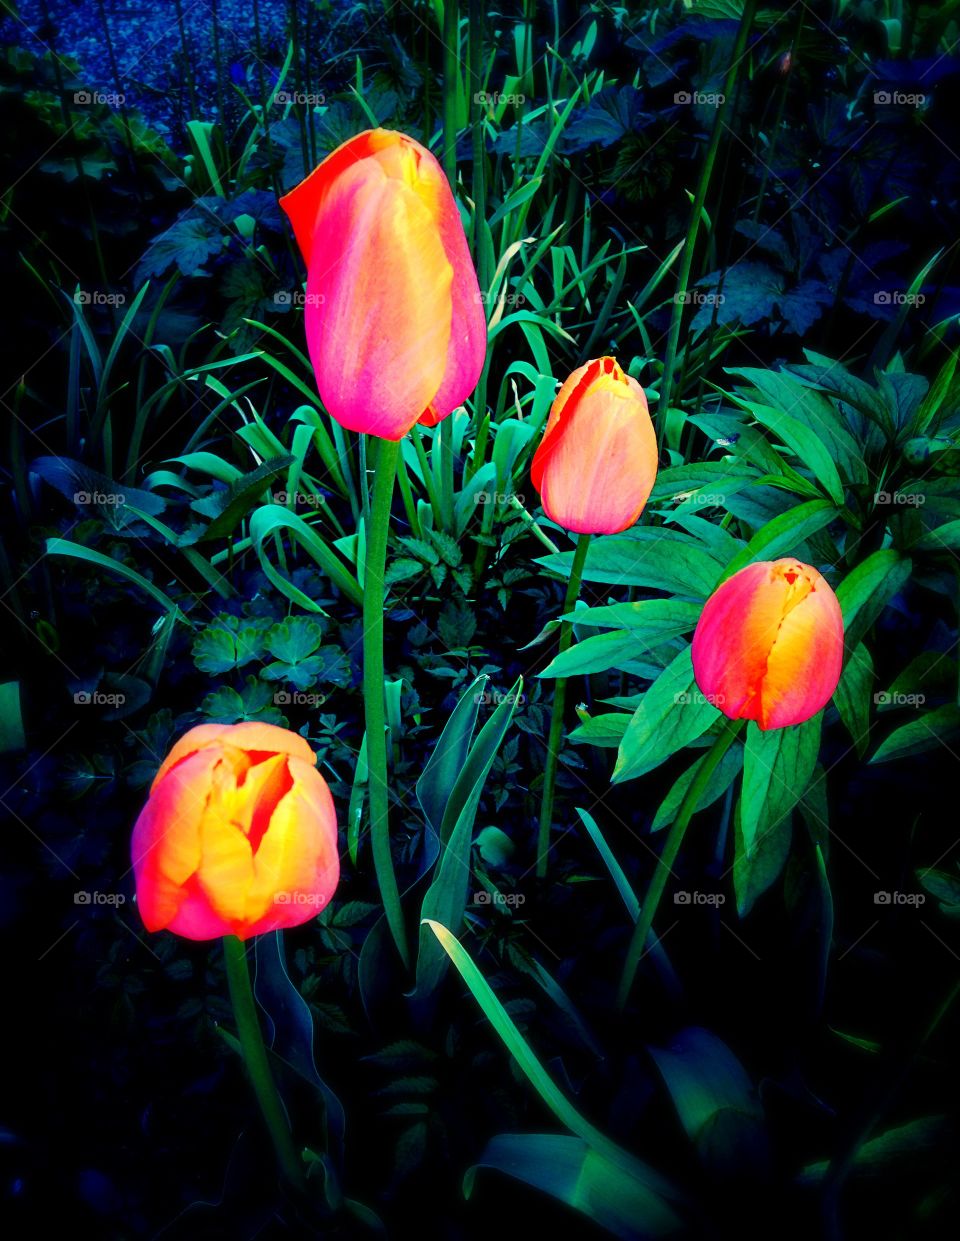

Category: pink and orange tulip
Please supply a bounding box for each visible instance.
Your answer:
[530,356,658,534]
[691,558,844,730]
[279,128,486,440]
[132,723,339,940]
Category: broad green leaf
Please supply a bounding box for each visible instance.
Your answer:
[651,740,744,831]
[725,366,866,483]
[915,519,960,552]
[733,798,792,917]
[648,1027,762,1142]
[568,712,631,748]
[836,550,912,650]
[264,616,323,663]
[538,530,721,597]
[613,648,720,783]
[869,704,960,764]
[465,1134,682,1240]
[741,714,822,856]
[722,499,839,581]
[559,598,702,634]
[416,673,484,845]
[799,1116,949,1185]
[191,456,294,541]
[916,866,960,912]
[650,460,759,503]
[412,681,522,1002]
[747,402,846,505]
[540,630,669,679]
[834,644,874,757]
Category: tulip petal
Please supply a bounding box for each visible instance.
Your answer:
[279,130,383,267]
[422,154,486,419]
[692,562,786,723]
[244,755,340,935]
[691,559,844,730]
[532,359,657,534]
[152,721,315,792]
[304,158,453,439]
[759,574,844,729]
[132,749,215,932]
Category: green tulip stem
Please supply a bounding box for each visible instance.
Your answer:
[223,935,304,1190]
[363,436,410,968]
[616,717,745,1009]
[536,531,591,878]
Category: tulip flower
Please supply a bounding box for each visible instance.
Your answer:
[132,722,340,941]
[531,356,658,536]
[532,357,658,876]
[691,558,844,730]
[279,127,487,441]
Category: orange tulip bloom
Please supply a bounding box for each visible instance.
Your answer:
[530,356,658,534]
[691,559,844,730]
[132,723,339,940]
[279,128,487,441]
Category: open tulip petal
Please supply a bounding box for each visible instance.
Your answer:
[132,725,340,941]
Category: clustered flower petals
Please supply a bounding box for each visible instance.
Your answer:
[132,723,340,940]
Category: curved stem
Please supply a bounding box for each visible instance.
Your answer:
[363,436,410,968]
[617,717,745,1009]
[536,532,591,878]
[223,935,304,1190]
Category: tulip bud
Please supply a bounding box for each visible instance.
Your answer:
[530,356,658,534]
[691,558,844,730]
[132,723,339,940]
[279,128,487,440]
